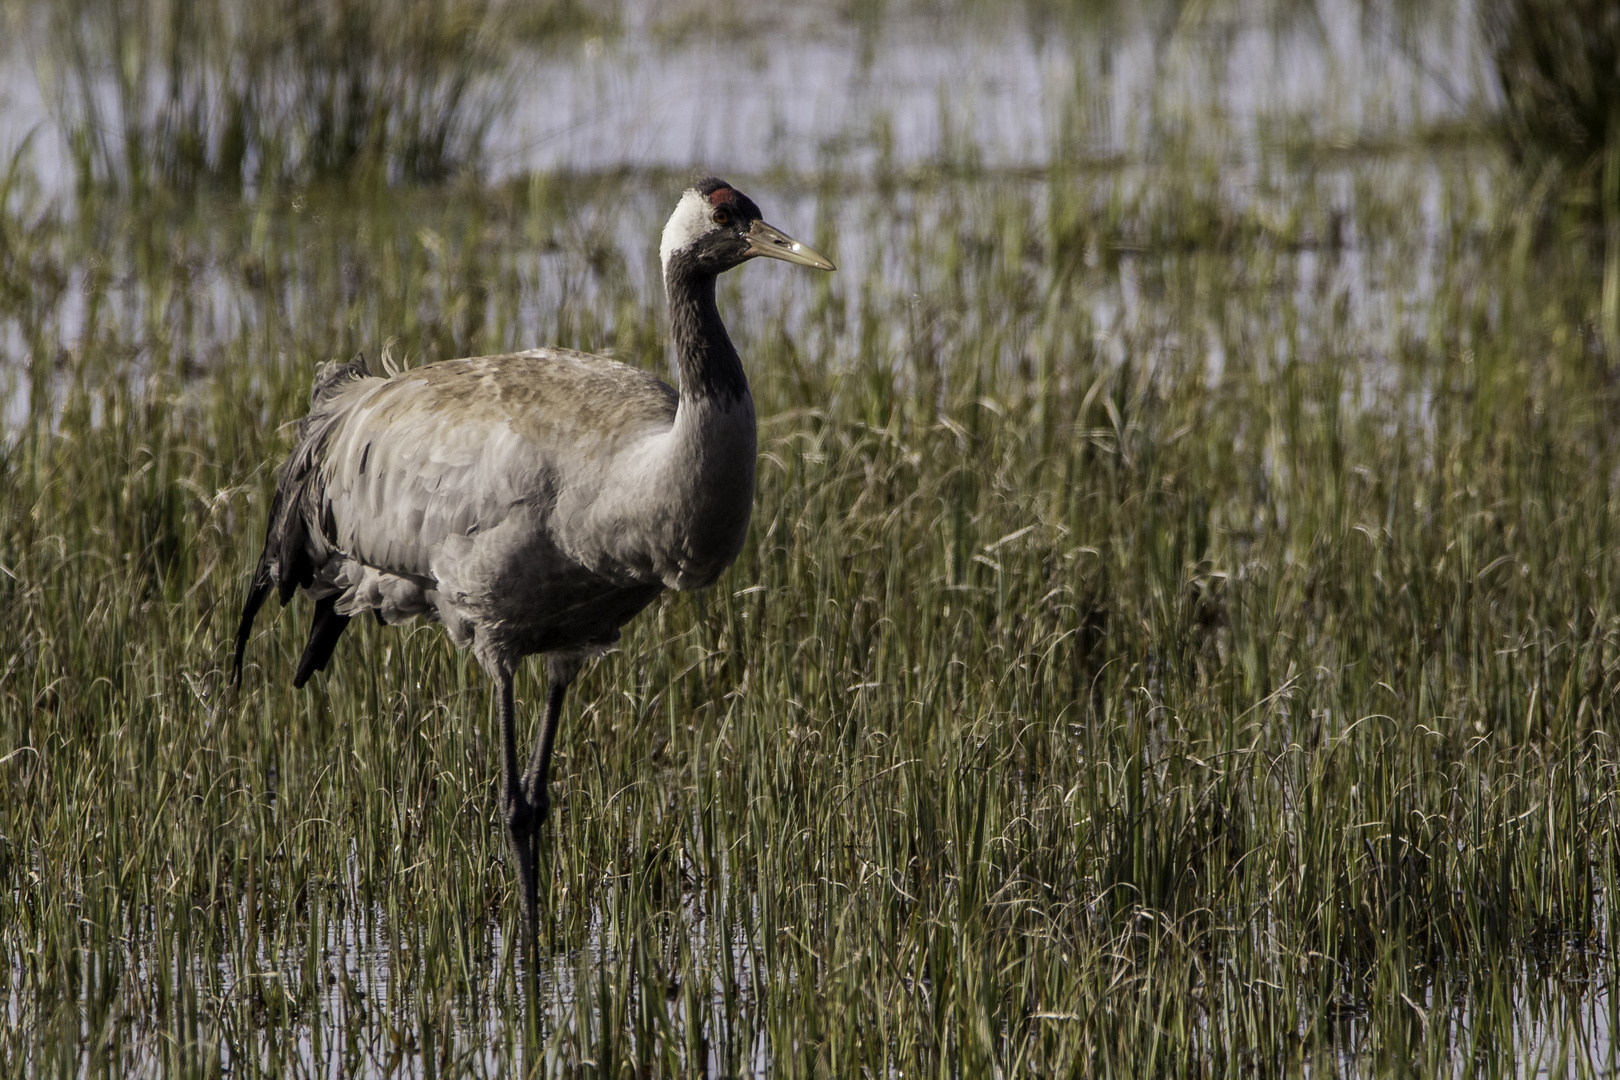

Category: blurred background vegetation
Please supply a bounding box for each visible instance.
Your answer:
[4,0,1620,1075]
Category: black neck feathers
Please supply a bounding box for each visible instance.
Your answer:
[665,249,750,403]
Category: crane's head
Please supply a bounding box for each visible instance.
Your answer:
[660,177,836,278]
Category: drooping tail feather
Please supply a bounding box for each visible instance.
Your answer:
[230,570,274,689]
[293,596,352,689]
[232,352,372,689]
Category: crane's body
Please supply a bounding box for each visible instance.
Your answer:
[232,179,834,939]
[258,346,752,672]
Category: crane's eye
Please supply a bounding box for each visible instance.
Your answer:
[712,209,732,226]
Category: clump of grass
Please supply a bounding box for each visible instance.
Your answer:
[1484,0,1620,182]
[44,0,527,196]
[1483,0,1620,365]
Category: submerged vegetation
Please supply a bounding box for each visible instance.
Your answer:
[2,0,1620,1075]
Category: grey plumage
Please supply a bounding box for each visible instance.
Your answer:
[232,179,835,943]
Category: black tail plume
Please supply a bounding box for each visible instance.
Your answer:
[231,571,274,688]
[232,351,373,689]
[293,595,352,689]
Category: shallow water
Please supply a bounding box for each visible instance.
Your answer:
[0,0,1489,193]
[0,0,1499,437]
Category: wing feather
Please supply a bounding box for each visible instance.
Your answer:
[235,347,678,684]
[318,349,677,582]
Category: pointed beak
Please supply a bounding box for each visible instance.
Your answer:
[745,220,836,271]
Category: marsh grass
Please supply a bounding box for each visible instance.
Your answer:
[3,13,1620,1077]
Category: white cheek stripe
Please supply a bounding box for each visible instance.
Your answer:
[660,189,718,272]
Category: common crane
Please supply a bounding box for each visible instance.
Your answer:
[231,178,835,937]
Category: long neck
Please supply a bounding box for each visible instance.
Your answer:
[665,255,750,403]
[623,252,755,588]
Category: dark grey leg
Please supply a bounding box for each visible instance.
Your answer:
[521,655,579,818]
[500,655,581,945]
[496,670,542,939]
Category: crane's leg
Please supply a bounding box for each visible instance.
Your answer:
[498,655,580,945]
[522,654,581,818]
[497,669,542,944]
